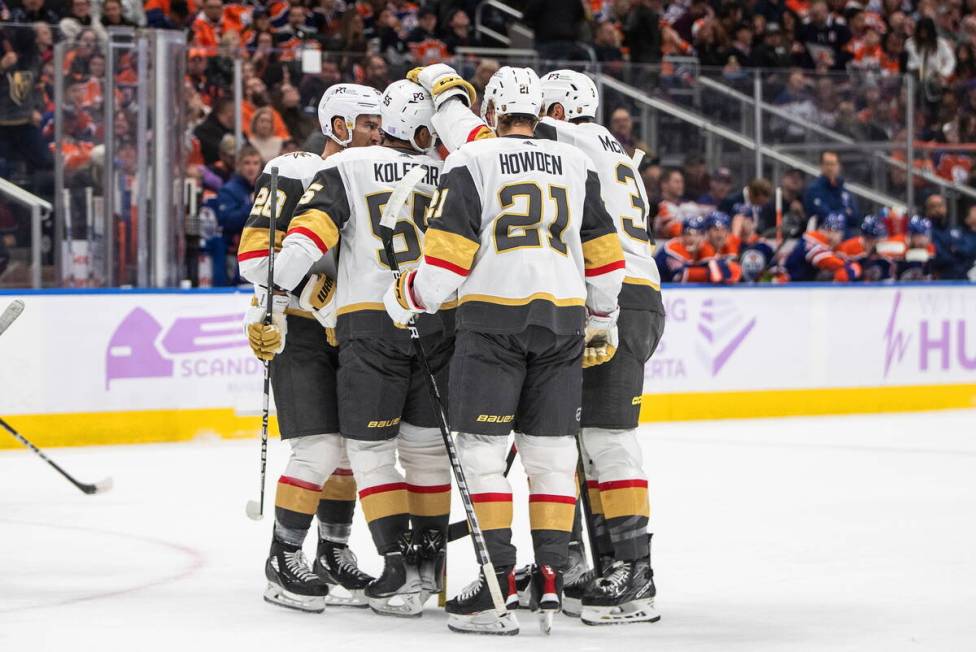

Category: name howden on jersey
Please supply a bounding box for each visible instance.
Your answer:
[373,161,440,186]
[498,151,564,176]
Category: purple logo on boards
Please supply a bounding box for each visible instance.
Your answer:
[106,308,249,387]
[696,298,757,376]
[882,290,976,376]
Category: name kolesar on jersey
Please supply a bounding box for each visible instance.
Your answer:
[373,161,440,186]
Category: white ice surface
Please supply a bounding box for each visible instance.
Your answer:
[2,410,975,652]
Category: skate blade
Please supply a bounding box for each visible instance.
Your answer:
[539,609,555,635]
[447,610,520,636]
[324,585,369,608]
[263,583,326,613]
[367,592,424,618]
[580,598,661,626]
[562,595,582,618]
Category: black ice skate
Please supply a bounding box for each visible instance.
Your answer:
[580,547,660,626]
[528,564,563,635]
[365,535,424,618]
[313,539,374,608]
[415,529,446,604]
[445,567,519,636]
[264,537,330,613]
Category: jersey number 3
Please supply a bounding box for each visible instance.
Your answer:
[493,182,570,254]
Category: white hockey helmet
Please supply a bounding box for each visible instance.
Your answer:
[380,79,436,153]
[481,66,543,126]
[541,69,599,120]
[318,83,382,147]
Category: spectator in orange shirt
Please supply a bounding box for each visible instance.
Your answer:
[191,0,247,48]
[241,77,290,139]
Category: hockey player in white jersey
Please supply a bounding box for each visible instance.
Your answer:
[287,79,453,618]
[537,70,663,626]
[238,83,381,612]
[406,64,663,625]
[383,66,626,635]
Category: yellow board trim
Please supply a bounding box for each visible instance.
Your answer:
[459,292,585,308]
[639,383,976,422]
[2,384,973,450]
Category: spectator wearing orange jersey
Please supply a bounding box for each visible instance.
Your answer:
[191,0,248,48]
[241,77,290,139]
[146,0,195,28]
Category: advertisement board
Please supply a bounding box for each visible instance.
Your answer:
[0,285,973,447]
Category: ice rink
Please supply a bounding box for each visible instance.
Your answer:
[2,410,975,652]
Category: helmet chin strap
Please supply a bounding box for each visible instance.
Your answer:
[328,118,355,147]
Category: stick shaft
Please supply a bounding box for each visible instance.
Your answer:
[256,167,279,518]
[381,228,507,614]
[0,417,100,494]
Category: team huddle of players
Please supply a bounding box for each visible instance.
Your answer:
[655,207,938,284]
[236,63,666,635]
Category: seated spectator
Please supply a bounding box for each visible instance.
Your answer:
[9,0,59,25]
[441,8,475,55]
[241,77,290,139]
[682,155,708,201]
[406,7,448,64]
[0,36,53,178]
[145,0,192,30]
[326,8,368,53]
[697,167,734,209]
[954,205,976,281]
[783,212,859,282]
[608,106,650,159]
[906,17,956,98]
[803,151,859,225]
[191,0,247,48]
[361,53,392,91]
[212,144,261,285]
[374,8,409,61]
[468,58,499,95]
[101,0,135,28]
[721,177,773,233]
[274,83,316,145]
[753,22,794,69]
[59,0,107,43]
[194,96,235,165]
[798,0,851,70]
[727,22,755,67]
[248,107,283,162]
[592,19,624,64]
[654,167,690,239]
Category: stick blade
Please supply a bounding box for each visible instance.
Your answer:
[245,500,264,520]
[92,477,113,494]
[0,299,25,335]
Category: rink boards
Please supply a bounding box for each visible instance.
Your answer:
[0,284,974,448]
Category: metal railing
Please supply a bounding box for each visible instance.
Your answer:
[474,0,524,47]
[594,73,908,213]
[0,177,51,289]
[696,74,976,209]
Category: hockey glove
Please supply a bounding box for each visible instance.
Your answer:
[583,308,620,368]
[299,273,337,328]
[244,286,289,361]
[383,270,425,329]
[410,63,477,109]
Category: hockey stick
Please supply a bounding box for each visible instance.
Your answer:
[0,417,113,494]
[246,166,279,521]
[0,299,25,337]
[574,436,603,575]
[446,442,517,542]
[379,165,510,618]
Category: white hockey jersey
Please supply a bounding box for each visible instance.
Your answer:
[288,145,446,340]
[412,134,625,335]
[535,117,661,309]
